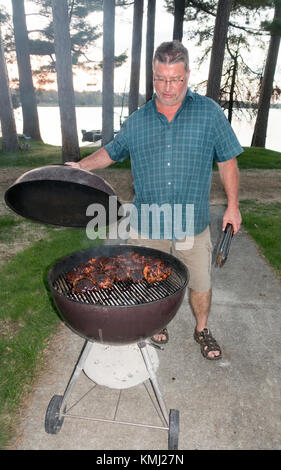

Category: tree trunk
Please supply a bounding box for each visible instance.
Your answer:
[227,44,239,124]
[51,0,80,162]
[173,0,185,42]
[146,0,156,102]
[251,4,281,148]
[11,0,42,141]
[102,0,115,146]
[0,26,19,152]
[129,0,144,115]
[206,0,232,102]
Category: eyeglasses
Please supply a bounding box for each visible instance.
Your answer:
[153,77,185,86]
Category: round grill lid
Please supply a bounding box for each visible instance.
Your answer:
[4,165,122,228]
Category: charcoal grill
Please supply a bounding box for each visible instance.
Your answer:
[5,165,189,449]
[46,244,188,449]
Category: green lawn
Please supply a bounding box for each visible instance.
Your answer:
[237,147,281,170]
[1,139,280,170]
[0,138,131,169]
[239,200,281,279]
[0,219,102,448]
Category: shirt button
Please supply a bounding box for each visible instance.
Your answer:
[167,145,171,148]
[167,162,170,166]
[168,181,171,185]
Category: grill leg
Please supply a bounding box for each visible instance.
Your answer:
[59,340,93,418]
[138,342,169,426]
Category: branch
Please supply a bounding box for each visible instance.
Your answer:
[188,0,270,35]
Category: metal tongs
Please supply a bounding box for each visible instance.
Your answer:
[215,223,234,268]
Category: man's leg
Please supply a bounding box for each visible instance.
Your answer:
[189,288,212,332]
[189,288,221,359]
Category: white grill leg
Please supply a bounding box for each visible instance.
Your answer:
[59,340,93,418]
[138,342,169,426]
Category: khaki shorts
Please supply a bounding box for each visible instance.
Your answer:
[126,226,213,292]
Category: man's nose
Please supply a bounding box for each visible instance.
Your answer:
[164,80,172,90]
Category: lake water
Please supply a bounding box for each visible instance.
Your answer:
[12,105,281,152]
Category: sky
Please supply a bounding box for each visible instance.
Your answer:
[1,0,280,95]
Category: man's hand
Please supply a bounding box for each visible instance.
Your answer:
[222,206,242,235]
[64,148,114,171]
[64,162,81,169]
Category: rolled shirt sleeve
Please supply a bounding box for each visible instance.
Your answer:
[104,121,130,163]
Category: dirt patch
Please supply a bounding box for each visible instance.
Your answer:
[0,222,49,269]
[94,168,281,204]
[0,318,25,340]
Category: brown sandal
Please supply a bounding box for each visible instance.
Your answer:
[150,328,169,345]
[194,328,222,360]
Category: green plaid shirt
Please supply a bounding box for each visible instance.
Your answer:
[105,89,243,239]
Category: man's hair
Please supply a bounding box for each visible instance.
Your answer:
[153,40,189,72]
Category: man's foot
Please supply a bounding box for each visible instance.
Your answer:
[150,328,169,345]
[193,328,222,360]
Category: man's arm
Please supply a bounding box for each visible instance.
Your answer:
[65,146,115,171]
[217,157,242,235]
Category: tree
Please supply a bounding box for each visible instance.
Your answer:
[6,0,127,89]
[27,0,103,85]
[173,0,185,41]
[51,0,80,162]
[251,0,281,147]
[0,25,19,152]
[146,0,156,102]
[102,0,115,145]
[129,0,144,115]
[206,0,233,102]
[11,0,42,140]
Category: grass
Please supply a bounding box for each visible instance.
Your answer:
[1,138,280,170]
[211,146,281,170]
[0,138,131,169]
[240,200,281,279]
[0,215,26,244]
[0,220,102,449]
[237,147,281,170]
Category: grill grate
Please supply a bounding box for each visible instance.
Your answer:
[53,270,183,306]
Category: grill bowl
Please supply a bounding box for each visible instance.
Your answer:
[48,245,188,344]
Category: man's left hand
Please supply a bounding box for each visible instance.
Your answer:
[222,206,242,235]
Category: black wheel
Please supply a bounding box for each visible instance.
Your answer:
[45,395,65,434]
[168,409,179,450]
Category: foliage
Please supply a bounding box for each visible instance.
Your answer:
[165,0,280,116]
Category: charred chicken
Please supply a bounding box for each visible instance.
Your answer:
[66,252,172,294]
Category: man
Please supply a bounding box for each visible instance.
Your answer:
[66,41,243,360]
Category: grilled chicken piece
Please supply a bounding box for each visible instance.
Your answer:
[72,276,97,294]
[65,269,81,284]
[114,266,130,282]
[130,252,147,267]
[89,269,114,289]
[143,259,172,283]
[76,262,94,275]
[129,268,144,282]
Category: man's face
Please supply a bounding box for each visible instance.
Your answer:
[153,60,190,107]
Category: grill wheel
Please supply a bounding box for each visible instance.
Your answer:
[45,395,65,435]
